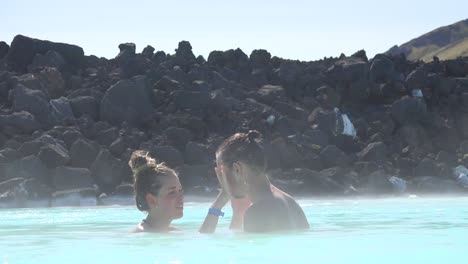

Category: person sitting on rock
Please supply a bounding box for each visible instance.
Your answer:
[129,150,184,233]
[199,130,309,233]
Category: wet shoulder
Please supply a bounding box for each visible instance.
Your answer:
[282,195,310,230]
[243,192,309,233]
[243,196,295,233]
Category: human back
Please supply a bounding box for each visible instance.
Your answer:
[243,185,309,232]
[215,130,309,233]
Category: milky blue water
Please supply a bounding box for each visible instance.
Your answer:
[1,197,467,264]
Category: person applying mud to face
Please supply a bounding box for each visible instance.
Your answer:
[129,150,184,233]
[200,130,309,233]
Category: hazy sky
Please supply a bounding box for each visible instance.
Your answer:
[1,0,467,61]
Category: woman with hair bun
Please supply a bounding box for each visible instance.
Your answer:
[129,150,184,233]
[200,130,309,233]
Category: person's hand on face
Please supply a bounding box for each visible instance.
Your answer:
[212,165,230,209]
[231,196,252,215]
[216,164,233,194]
[214,162,248,201]
[214,166,225,190]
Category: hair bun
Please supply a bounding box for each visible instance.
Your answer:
[129,150,156,172]
[246,130,261,142]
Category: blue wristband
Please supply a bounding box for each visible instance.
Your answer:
[208,207,224,217]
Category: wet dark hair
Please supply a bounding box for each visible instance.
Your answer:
[129,150,177,212]
[216,130,266,172]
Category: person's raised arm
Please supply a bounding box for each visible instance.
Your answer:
[199,190,229,233]
[199,166,229,233]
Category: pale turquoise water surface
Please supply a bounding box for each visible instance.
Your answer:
[1,197,467,264]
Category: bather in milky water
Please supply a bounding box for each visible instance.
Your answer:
[200,130,309,233]
[128,150,184,233]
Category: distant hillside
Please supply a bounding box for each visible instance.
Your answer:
[387,18,468,62]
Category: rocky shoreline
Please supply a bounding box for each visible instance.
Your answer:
[1,35,468,209]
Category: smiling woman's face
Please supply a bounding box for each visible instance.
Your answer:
[152,173,184,219]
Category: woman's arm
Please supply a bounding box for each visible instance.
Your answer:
[199,190,229,233]
[199,166,251,233]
